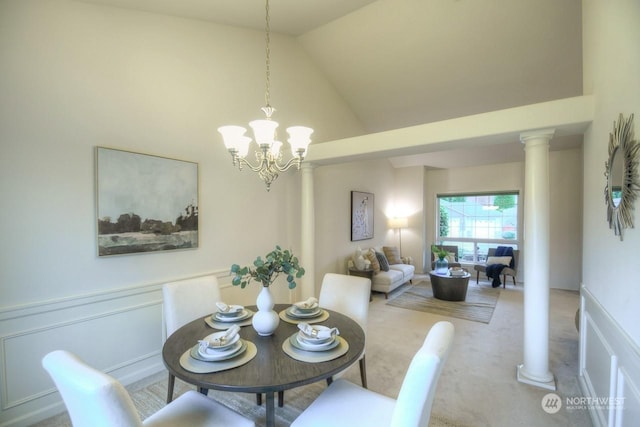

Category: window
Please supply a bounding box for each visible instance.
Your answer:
[437,192,519,263]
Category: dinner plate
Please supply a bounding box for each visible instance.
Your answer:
[292,303,319,313]
[285,306,323,319]
[213,309,251,323]
[289,334,339,352]
[216,305,244,317]
[192,339,247,362]
[201,331,241,350]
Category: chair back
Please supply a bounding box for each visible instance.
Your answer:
[42,350,143,427]
[390,321,455,427]
[430,245,458,263]
[319,273,371,335]
[163,275,222,337]
[487,248,519,271]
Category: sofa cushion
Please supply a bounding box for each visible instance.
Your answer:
[375,251,390,271]
[383,246,402,264]
[371,269,403,287]
[366,249,381,273]
[389,263,415,281]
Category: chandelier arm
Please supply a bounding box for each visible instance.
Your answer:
[270,156,303,172]
[234,155,268,173]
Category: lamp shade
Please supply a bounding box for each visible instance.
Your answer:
[249,119,279,146]
[287,126,313,156]
[218,126,252,157]
[388,217,408,229]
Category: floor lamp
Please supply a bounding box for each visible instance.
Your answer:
[388,217,408,254]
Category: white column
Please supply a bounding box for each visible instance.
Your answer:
[517,129,556,390]
[299,163,315,301]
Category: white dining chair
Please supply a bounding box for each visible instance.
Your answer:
[290,320,455,427]
[42,350,255,427]
[277,272,371,408]
[162,274,222,403]
[319,272,371,387]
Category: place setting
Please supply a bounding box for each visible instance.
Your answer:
[279,297,330,324]
[179,324,257,373]
[205,301,255,329]
[282,322,349,363]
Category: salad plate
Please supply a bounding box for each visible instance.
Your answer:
[192,340,247,362]
[200,331,241,350]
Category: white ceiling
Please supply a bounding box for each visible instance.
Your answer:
[78,0,584,169]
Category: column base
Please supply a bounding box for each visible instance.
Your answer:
[516,363,556,390]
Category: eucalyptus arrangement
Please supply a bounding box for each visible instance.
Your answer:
[432,244,448,260]
[230,245,305,289]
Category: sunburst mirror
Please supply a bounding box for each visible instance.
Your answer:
[604,113,640,240]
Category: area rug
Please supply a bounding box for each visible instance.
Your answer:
[386,281,500,324]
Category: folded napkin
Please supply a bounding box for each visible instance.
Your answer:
[215,302,243,314]
[297,322,339,340]
[293,297,319,310]
[198,324,241,349]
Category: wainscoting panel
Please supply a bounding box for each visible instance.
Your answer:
[579,286,640,427]
[0,272,231,427]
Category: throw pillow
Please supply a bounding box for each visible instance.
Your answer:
[383,246,401,265]
[486,256,512,266]
[446,252,456,263]
[375,251,390,271]
[366,249,381,274]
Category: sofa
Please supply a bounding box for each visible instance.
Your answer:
[348,246,414,298]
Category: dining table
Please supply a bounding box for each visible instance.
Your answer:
[162,303,366,427]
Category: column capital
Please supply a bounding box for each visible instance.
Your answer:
[520,128,555,144]
[301,162,316,172]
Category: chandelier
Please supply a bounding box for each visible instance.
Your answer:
[218,0,313,191]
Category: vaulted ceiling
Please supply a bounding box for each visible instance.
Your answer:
[79,0,584,168]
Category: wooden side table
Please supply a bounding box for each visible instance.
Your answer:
[348,268,374,301]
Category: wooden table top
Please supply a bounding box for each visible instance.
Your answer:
[162,304,365,394]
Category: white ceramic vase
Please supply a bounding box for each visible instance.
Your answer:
[252,286,280,336]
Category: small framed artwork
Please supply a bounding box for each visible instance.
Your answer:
[96,147,198,256]
[351,191,374,241]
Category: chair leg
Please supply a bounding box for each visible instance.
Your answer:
[166,373,175,403]
[326,376,333,386]
[359,355,368,389]
[198,387,208,395]
[256,393,262,405]
[476,271,480,284]
[512,275,516,286]
[503,274,506,288]
[278,391,284,407]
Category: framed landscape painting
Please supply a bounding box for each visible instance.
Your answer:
[96,147,198,256]
[351,191,374,241]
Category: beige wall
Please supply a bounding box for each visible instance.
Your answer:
[313,158,397,291]
[0,0,364,308]
[423,151,583,290]
[582,0,640,344]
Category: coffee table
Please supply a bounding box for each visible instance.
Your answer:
[429,271,471,301]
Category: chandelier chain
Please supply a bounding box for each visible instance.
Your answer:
[264,0,271,109]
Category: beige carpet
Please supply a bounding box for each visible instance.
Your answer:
[386,281,500,324]
[34,277,592,427]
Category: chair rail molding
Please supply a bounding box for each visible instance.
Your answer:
[0,269,230,427]
[579,285,640,427]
